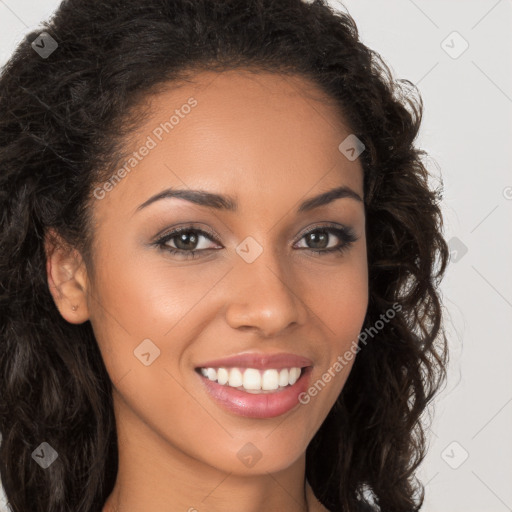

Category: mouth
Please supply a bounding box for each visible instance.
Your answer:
[194,352,313,419]
[195,366,304,394]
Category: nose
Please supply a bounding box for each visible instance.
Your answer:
[224,246,308,338]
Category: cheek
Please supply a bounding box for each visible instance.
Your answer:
[102,252,228,326]
[302,247,369,343]
[87,255,217,455]
[86,247,230,388]
[297,249,368,411]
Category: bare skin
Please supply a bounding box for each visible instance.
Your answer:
[46,69,368,512]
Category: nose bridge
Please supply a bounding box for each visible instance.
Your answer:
[224,237,305,336]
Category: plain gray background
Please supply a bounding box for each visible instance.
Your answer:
[0,1,511,511]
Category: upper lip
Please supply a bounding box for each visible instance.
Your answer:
[195,352,313,370]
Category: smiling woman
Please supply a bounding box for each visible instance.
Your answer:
[0,1,449,512]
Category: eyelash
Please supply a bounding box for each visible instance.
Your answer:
[154,223,358,260]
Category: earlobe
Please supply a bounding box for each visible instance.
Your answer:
[44,229,90,324]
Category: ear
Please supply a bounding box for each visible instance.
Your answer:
[44,228,90,324]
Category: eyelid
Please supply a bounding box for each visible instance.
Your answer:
[293,221,354,243]
[153,223,222,244]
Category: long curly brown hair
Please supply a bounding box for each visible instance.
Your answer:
[0,1,449,511]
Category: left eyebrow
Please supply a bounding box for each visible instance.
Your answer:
[297,185,363,212]
[134,185,363,214]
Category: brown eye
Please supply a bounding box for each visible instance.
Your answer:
[155,227,220,259]
[294,226,358,255]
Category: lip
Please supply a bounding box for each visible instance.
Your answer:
[195,352,313,370]
[195,355,313,419]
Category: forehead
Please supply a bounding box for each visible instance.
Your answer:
[92,69,363,220]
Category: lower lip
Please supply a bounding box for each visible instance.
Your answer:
[197,367,312,419]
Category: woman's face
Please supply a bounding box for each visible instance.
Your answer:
[84,70,368,475]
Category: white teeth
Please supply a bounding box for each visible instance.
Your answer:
[217,367,229,386]
[243,368,261,390]
[228,368,243,387]
[262,369,279,390]
[289,367,301,385]
[199,366,303,393]
[206,368,217,381]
